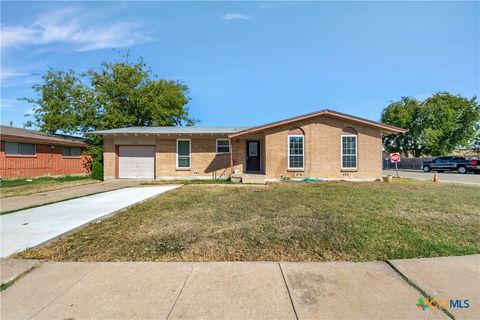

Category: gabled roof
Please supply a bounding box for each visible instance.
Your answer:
[228,109,406,137]
[88,126,251,135]
[0,126,88,147]
[86,109,405,138]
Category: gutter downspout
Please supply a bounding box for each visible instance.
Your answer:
[230,141,234,178]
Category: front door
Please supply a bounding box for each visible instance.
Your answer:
[246,140,261,172]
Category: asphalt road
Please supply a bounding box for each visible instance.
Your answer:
[383,170,480,185]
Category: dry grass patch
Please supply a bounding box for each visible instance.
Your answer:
[16,179,480,262]
[0,176,98,198]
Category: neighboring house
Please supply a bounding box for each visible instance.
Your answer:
[0,126,90,179]
[89,109,405,182]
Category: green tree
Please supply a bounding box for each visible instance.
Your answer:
[422,92,479,155]
[381,97,425,157]
[24,57,194,162]
[381,92,480,156]
[24,70,95,134]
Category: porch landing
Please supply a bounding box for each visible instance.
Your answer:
[231,174,267,184]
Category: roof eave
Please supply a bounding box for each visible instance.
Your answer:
[382,128,408,135]
[0,134,88,147]
[228,109,406,137]
[87,131,237,136]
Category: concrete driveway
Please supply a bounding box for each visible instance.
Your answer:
[0,186,179,258]
[383,170,480,185]
[1,255,478,319]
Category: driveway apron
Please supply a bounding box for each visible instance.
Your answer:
[0,186,179,258]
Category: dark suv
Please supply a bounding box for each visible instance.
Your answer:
[422,156,472,174]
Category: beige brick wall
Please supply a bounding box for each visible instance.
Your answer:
[155,137,231,179]
[102,115,384,180]
[230,134,265,174]
[103,137,116,180]
[263,115,383,179]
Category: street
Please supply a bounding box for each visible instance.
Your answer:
[383,170,480,185]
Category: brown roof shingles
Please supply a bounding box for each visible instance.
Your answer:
[228,109,406,137]
[0,126,88,147]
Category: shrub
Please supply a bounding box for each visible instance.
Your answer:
[91,161,104,181]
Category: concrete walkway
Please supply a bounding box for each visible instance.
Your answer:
[383,170,480,185]
[0,186,179,258]
[1,255,478,319]
[0,180,142,213]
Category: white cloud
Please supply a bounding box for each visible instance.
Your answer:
[0,99,14,110]
[1,7,153,52]
[24,107,36,116]
[0,67,40,88]
[0,98,25,110]
[0,68,27,81]
[220,13,251,21]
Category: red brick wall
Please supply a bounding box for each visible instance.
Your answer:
[0,141,90,179]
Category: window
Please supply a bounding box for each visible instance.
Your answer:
[5,142,36,156]
[177,139,191,168]
[288,135,304,169]
[248,141,258,156]
[216,139,230,153]
[62,147,81,157]
[341,135,357,169]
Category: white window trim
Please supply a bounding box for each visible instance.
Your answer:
[176,139,191,169]
[341,134,358,170]
[287,135,305,170]
[216,138,231,154]
[5,141,37,156]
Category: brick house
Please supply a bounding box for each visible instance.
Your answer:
[90,109,405,182]
[0,126,90,179]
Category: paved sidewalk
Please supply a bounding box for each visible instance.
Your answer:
[0,186,180,258]
[0,258,39,285]
[2,255,478,319]
[0,180,142,213]
[390,255,480,319]
[383,170,480,185]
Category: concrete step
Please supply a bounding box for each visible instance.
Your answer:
[240,174,267,184]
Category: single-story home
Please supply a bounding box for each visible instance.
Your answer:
[90,109,405,182]
[0,125,90,179]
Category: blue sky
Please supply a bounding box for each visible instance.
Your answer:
[1,1,479,128]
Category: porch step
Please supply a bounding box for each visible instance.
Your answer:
[238,174,267,184]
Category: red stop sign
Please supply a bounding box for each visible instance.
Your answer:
[390,153,401,163]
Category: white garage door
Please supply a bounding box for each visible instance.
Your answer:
[119,146,155,179]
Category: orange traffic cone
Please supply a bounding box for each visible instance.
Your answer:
[432,172,439,183]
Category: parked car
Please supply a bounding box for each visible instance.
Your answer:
[470,159,480,174]
[422,156,474,174]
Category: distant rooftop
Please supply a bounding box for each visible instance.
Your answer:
[0,125,88,146]
[89,126,251,135]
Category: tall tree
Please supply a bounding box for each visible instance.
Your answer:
[24,70,95,134]
[24,58,193,162]
[26,58,193,134]
[381,97,425,157]
[381,92,480,156]
[422,92,479,155]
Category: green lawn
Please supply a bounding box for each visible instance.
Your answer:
[0,176,98,198]
[16,179,479,262]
